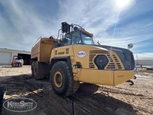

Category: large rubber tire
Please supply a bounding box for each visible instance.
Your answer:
[50,61,80,97]
[32,62,44,80]
[31,62,35,77]
[33,62,38,80]
[12,63,14,67]
[32,61,38,79]
[20,63,23,67]
[18,63,20,67]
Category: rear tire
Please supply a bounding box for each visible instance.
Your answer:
[32,61,38,79]
[33,62,38,79]
[18,63,20,67]
[50,61,80,97]
[32,61,44,80]
[31,62,35,77]
[19,63,21,67]
[12,63,14,67]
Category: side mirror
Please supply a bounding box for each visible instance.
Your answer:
[97,41,101,45]
[61,22,70,33]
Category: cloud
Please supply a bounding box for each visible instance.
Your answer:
[0,0,54,51]
[0,0,119,50]
[134,52,153,60]
[0,0,152,60]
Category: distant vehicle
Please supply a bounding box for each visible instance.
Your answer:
[11,55,24,67]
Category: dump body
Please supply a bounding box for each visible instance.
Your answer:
[31,38,54,62]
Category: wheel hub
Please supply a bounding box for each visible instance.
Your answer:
[54,71,63,87]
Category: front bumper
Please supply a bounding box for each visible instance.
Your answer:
[74,69,134,86]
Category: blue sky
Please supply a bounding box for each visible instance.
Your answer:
[0,0,153,60]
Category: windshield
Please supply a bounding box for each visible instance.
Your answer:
[70,31,95,45]
[82,33,95,45]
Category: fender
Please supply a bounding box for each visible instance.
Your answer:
[50,56,73,77]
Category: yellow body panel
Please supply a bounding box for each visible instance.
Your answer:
[51,46,74,57]
[51,45,110,68]
[50,44,134,86]
[113,70,134,85]
[31,41,40,60]
[52,45,124,70]
[40,42,53,62]
[74,69,114,85]
[51,45,76,64]
[73,69,134,86]
[31,38,54,62]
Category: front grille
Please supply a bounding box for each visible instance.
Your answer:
[113,55,122,69]
[89,50,108,68]
[123,52,135,70]
[89,50,123,69]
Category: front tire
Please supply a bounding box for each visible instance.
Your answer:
[50,61,80,97]
[20,63,23,67]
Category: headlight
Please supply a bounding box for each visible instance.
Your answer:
[94,55,108,69]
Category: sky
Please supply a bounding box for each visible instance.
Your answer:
[0,0,153,60]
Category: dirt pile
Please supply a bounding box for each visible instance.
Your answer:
[0,66,153,115]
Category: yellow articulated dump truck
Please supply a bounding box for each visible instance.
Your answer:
[31,22,135,97]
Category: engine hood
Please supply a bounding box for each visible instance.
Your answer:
[94,45,132,53]
[93,45,135,70]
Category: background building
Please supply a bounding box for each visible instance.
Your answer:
[134,60,153,70]
[135,60,153,67]
[0,48,31,65]
[0,47,152,68]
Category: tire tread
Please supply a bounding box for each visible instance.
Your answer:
[51,61,80,97]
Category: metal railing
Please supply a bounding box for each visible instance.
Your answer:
[32,36,42,47]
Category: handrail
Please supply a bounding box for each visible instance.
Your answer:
[32,36,42,47]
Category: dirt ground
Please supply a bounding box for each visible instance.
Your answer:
[0,66,153,115]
